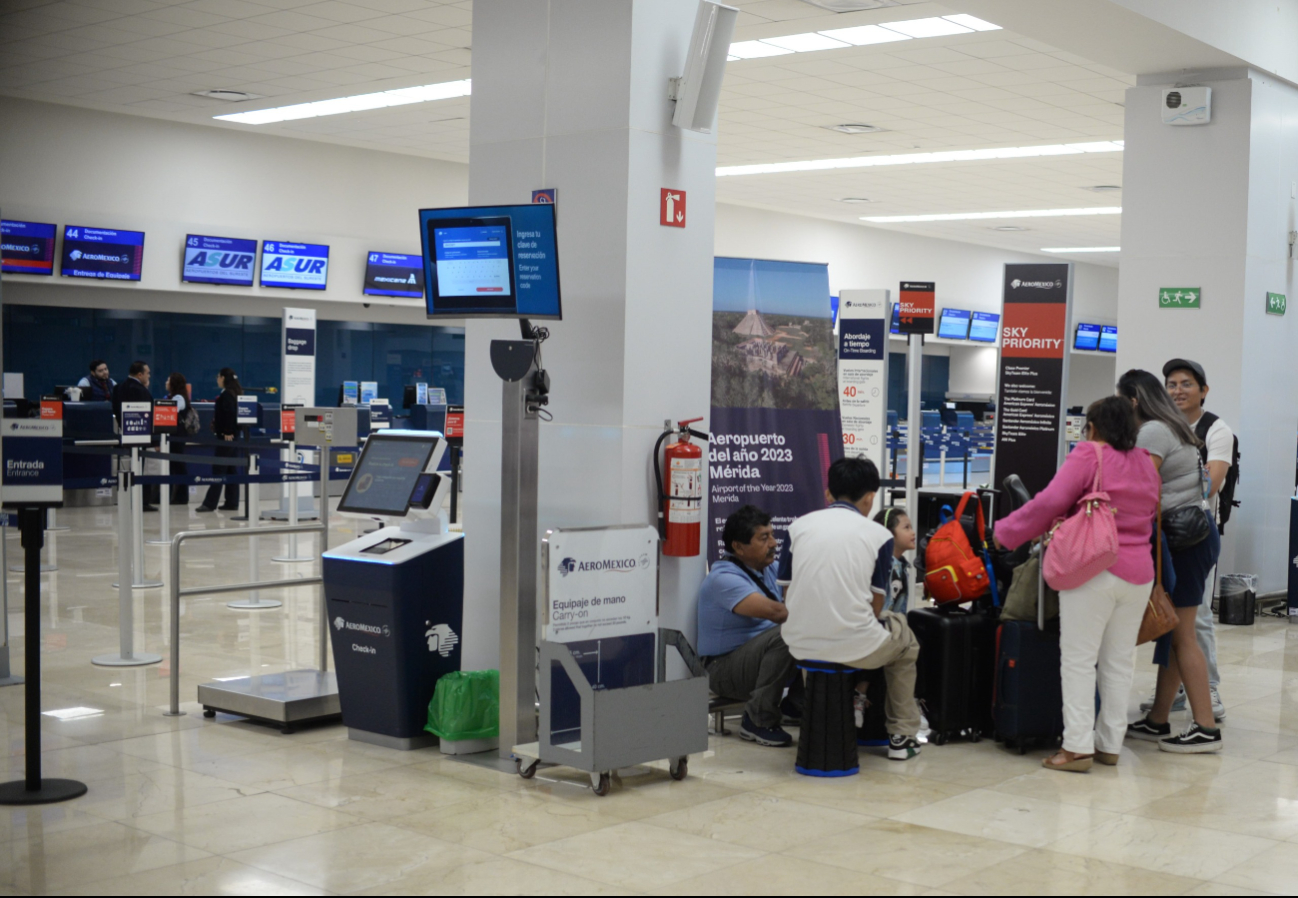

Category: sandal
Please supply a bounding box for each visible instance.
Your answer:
[1042,750,1093,772]
[1095,751,1119,766]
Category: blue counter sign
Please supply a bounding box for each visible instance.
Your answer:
[261,241,329,290]
[3,419,64,506]
[183,234,257,286]
[61,225,145,281]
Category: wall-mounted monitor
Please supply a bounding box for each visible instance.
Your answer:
[1099,325,1118,353]
[2,220,57,276]
[890,302,901,335]
[182,234,256,287]
[418,203,561,319]
[937,307,971,340]
[364,251,424,299]
[1074,322,1101,351]
[968,311,1000,343]
[61,225,144,281]
[261,241,329,290]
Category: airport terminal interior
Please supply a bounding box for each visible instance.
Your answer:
[1,0,1297,894]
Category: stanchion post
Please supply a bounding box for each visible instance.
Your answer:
[319,448,329,673]
[94,469,161,667]
[0,516,22,687]
[148,434,170,546]
[272,447,312,564]
[129,447,161,589]
[227,454,281,610]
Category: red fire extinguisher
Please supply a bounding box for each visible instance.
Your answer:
[654,418,708,557]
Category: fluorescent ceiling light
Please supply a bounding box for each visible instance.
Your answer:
[42,706,104,720]
[727,40,793,59]
[215,79,471,125]
[759,32,851,52]
[863,207,1122,223]
[1042,246,1121,253]
[879,17,973,38]
[941,14,1002,32]
[819,24,911,45]
[717,141,1123,177]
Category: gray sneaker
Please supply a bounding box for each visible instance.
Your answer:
[1211,686,1226,722]
[1139,686,1186,714]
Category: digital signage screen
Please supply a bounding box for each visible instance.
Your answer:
[418,203,561,319]
[261,241,329,290]
[890,302,900,335]
[1099,325,1118,353]
[937,307,971,340]
[1,220,57,276]
[364,251,424,299]
[1074,322,1101,351]
[968,311,1000,343]
[60,225,144,281]
[182,234,256,287]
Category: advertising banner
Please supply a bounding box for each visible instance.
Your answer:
[261,241,328,290]
[61,226,145,281]
[183,234,256,287]
[992,262,1073,519]
[282,307,317,407]
[836,289,889,471]
[2,418,63,506]
[1,220,56,276]
[709,257,842,562]
[119,401,152,445]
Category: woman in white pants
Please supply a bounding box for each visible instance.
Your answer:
[994,397,1161,772]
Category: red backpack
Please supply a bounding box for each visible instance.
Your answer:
[924,492,991,604]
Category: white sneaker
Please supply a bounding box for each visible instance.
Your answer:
[1139,686,1186,714]
[1210,687,1226,722]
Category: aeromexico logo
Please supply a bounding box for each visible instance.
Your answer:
[558,555,649,577]
[333,616,389,637]
[1010,278,1063,289]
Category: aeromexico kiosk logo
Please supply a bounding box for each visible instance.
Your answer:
[558,556,649,577]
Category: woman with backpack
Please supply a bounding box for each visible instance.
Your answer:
[165,372,198,506]
[993,396,1161,772]
[1121,369,1223,753]
[198,368,243,513]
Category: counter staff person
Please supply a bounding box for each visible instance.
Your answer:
[165,372,193,506]
[198,368,242,513]
[77,359,116,402]
[111,361,159,511]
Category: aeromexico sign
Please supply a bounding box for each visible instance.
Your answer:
[992,263,1072,519]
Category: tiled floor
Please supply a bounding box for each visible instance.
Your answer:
[3,502,1298,895]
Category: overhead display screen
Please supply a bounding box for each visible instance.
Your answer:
[183,234,256,286]
[1,220,56,276]
[419,203,561,319]
[1074,322,1101,351]
[61,225,144,281]
[937,307,971,340]
[338,434,438,517]
[261,241,329,290]
[890,302,900,335]
[363,251,424,299]
[1099,325,1118,353]
[968,311,1000,343]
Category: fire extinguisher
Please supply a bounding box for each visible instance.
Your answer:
[654,418,709,557]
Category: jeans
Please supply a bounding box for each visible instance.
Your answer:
[1058,570,1151,754]
[704,626,796,728]
[841,611,922,738]
[1196,565,1221,689]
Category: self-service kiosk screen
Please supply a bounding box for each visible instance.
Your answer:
[338,435,437,517]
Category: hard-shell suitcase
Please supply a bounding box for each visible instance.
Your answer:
[994,545,1064,751]
[908,603,998,744]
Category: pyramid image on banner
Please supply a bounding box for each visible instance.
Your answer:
[732,309,775,337]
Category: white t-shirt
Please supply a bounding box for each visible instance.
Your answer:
[1198,413,1233,522]
[781,504,895,663]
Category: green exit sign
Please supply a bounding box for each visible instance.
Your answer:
[1267,292,1287,316]
[1159,287,1201,308]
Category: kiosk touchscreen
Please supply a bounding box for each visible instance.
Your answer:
[336,430,448,523]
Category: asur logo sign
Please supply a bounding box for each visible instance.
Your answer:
[660,188,686,228]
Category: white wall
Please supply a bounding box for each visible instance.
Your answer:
[0,97,468,321]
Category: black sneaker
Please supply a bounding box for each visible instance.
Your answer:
[1126,717,1171,742]
[1159,722,1223,754]
[887,735,921,760]
[196,505,216,513]
[739,713,793,747]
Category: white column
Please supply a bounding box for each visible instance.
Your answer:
[461,0,716,668]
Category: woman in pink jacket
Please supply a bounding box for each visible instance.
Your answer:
[994,396,1161,772]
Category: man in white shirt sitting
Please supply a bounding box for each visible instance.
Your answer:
[781,456,923,761]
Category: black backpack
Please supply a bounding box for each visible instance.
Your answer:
[1195,412,1240,531]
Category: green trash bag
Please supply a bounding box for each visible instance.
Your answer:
[425,670,500,741]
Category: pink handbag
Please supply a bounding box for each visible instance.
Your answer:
[1042,441,1120,591]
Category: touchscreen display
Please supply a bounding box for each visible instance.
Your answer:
[1074,323,1101,351]
[338,436,436,516]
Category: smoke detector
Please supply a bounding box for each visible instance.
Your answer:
[991,225,1029,231]
[192,89,264,102]
[836,197,875,204]
[825,123,885,134]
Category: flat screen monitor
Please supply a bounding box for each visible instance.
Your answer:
[261,240,329,290]
[1074,322,1101,351]
[182,234,256,287]
[418,203,562,319]
[2,220,56,275]
[937,307,971,340]
[338,433,439,517]
[968,311,999,343]
[364,251,424,299]
[61,225,144,281]
[890,302,901,335]
[1099,325,1118,353]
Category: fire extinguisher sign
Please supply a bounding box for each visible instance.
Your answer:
[660,188,686,227]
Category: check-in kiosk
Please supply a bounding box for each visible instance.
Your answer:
[322,430,463,750]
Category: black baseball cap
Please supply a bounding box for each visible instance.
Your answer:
[1163,358,1207,387]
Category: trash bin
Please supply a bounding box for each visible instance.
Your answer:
[426,669,499,754]
[1219,573,1257,626]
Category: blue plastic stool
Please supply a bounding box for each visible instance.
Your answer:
[795,660,859,777]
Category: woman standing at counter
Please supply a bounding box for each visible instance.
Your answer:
[197,368,242,513]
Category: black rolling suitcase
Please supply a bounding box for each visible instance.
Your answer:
[994,546,1064,752]
[908,602,998,744]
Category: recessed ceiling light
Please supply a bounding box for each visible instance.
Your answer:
[992,225,1029,231]
[1089,185,1123,192]
[215,79,470,125]
[941,15,1002,32]
[819,24,912,46]
[728,40,794,59]
[731,13,1000,60]
[42,706,104,720]
[717,141,1123,177]
[759,33,851,53]
[879,17,974,38]
[825,123,885,134]
[862,207,1122,223]
[193,89,263,102]
[1041,246,1121,253]
[836,197,875,203]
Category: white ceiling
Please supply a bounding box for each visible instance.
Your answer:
[0,0,1138,264]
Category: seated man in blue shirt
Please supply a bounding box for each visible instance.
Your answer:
[697,504,797,747]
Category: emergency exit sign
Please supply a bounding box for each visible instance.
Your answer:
[660,188,686,227]
[1159,287,1200,308]
[1266,292,1287,315]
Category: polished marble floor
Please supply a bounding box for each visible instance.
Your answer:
[2,502,1298,895]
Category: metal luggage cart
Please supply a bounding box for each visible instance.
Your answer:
[512,628,709,796]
